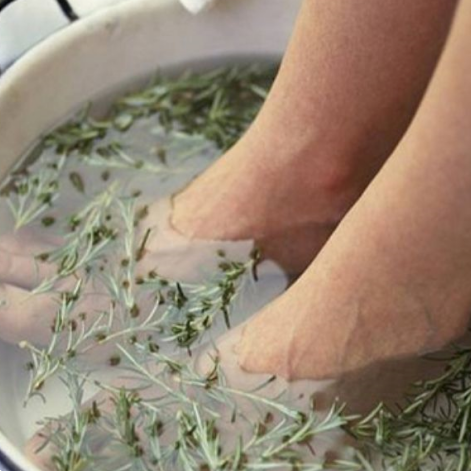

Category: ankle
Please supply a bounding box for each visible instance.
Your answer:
[241,122,380,225]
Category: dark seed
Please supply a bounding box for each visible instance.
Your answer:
[69,172,85,193]
[130,304,140,318]
[109,355,121,366]
[41,216,56,227]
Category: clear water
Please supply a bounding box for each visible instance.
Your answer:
[0,107,291,449]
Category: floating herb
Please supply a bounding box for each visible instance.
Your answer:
[6,154,65,229]
[11,66,452,471]
[69,172,85,194]
[342,346,471,471]
[42,216,56,227]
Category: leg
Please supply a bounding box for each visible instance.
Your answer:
[171,0,456,273]
[239,0,471,380]
[0,0,455,345]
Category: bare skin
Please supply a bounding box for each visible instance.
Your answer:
[0,0,457,357]
[5,3,471,468]
[172,0,457,273]
[13,1,471,465]
[239,0,471,379]
[0,201,255,348]
[0,0,464,376]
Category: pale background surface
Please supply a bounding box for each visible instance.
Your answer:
[0,0,216,69]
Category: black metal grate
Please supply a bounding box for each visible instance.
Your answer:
[0,0,79,20]
[0,0,17,14]
[56,0,79,20]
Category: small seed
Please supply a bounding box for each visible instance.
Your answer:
[130,304,140,318]
[41,216,56,227]
[69,172,85,193]
[109,355,121,366]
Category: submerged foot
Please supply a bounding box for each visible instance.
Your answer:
[0,199,285,352]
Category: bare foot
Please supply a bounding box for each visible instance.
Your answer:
[237,143,471,381]
[171,129,367,274]
[169,0,451,275]
[0,199,275,352]
[237,266,467,381]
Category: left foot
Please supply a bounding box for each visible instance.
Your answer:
[170,113,380,275]
[0,199,258,348]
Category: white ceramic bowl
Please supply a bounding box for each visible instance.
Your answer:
[0,1,301,469]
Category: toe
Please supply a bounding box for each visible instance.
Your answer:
[0,227,60,256]
[0,283,59,345]
[0,280,110,347]
[24,431,55,471]
[0,250,56,290]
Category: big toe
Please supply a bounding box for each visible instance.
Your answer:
[0,250,56,290]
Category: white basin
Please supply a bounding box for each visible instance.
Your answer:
[0,1,302,470]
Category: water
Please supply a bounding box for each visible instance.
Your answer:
[0,106,292,449]
[0,65,455,471]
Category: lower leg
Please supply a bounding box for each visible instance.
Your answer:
[171,0,456,272]
[239,0,471,380]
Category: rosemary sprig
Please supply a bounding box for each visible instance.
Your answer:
[44,66,276,156]
[41,346,349,471]
[84,142,178,176]
[22,194,259,396]
[33,182,120,294]
[8,65,395,471]
[137,251,261,349]
[38,373,94,471]
[343,346,471,471]
[43,105,110,155]
[6,154,65,229]
[115,66,276,150]
[20,280,86,397]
